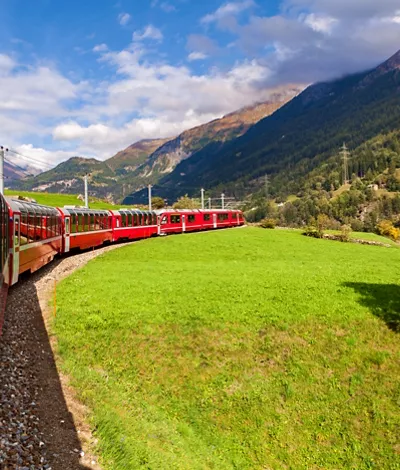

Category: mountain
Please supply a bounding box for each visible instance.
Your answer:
[8,157,116,198]
[125,49,400,204]
[11,87,301,202]
[133,91,300,179]
[4,161,35,180]
[106,138,171,173]
[114,87,302,201]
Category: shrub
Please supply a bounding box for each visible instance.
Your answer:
[303,226,323,238]
[339,224,352,242]
[376,220,400,241]
[349,218,364,232]
[260,218,276,229]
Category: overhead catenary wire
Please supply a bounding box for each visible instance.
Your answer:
[4,157,32,174]
[6,148,53,169]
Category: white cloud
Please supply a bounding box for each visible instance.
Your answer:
[160,2,176,12]
[0,56,80,116]
[132,25,163,42]
[51,45,292,158]
[118,13,131,26]
[302,13,337,33]
[0,54,16,75]
[5,0,400,171]
[188,52,208,61]
[201,0,254,25]
[8,144,85,171]
[93,43,108,52]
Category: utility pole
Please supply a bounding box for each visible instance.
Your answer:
[201,188,205,210]
[208,197,211,209]
[0,146,7,195]
[84,173,90,208]
[148,184,152,211]
[221,193,225,210]
[340,143,350,185]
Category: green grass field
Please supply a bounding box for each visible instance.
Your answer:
[4,190,128,210]
[54,228,400,469]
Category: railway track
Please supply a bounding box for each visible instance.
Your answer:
[0,243,127,469]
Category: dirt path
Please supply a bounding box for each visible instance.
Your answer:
[0,243,131,470]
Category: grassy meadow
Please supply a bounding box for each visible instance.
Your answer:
[4,189,124,210]
[54,228,400,469]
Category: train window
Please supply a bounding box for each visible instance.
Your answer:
[137,213,141,226]
[78,215,84,232]
[161,215,168,225]
[21,213,28,243]
[121,214,126,227]
[218,213,229,221]
[90,214,95,230]
[14,219,20,247]
[127,213,132,226]
[71,214,77,233]
[171,215,181,224]
[203,214,210,221]
[188,215,195,223]
[28,215,34,242]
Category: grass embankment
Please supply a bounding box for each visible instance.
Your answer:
[54,228,400,469]
[4,190,121,209]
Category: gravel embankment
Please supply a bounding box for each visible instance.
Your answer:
[0,244,127,469]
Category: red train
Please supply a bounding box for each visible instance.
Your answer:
[0,196,244,333]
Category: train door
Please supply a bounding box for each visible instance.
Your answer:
[157,216,161,235]
[213,213,217,229]
[11,214,20,285]
[64,216,70,253]
[182,214,186,233]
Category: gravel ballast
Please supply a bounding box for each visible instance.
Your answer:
[0,244,127,469]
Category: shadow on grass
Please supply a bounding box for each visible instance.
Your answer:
[344,282,400,332]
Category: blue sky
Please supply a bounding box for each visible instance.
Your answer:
[0,0,399,169]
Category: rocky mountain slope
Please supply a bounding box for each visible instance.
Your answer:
[107,138,170,173]
[125,49,400,204]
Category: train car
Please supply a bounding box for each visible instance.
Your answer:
[6,198,63,285]
[111,209,158,243]
[157,209,245,235]
[0,193,10,333]
[57,207,113,252]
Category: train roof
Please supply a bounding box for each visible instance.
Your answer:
[59,206,111,216]
[111,209,157,216]
[155,208,241,213]
[6,197,60,216]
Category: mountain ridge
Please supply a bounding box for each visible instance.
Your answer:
[124,48,400,204]
[8,88,301,200]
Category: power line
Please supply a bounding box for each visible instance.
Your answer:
[6,148,53,169]
[4,157,32,174]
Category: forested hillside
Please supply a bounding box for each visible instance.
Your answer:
[127,49,400,204]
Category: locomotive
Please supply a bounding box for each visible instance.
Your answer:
[0,194,244,333]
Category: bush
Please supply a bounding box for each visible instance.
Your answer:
[303,226,323,238]
[349,218,364,232]
[260,218,276,229]
[339,224,352,242]
[376,220,400,241]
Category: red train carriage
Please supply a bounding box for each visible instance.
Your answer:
[57,207,113,252]
[6,198,63,285]
[0,194,10,333]
[111,209,158,242]
[157,209,244,235]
